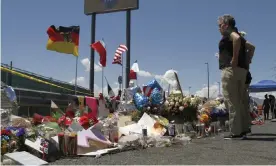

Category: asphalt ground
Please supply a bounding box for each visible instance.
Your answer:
[52,120,276,165]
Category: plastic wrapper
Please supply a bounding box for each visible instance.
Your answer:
[150,115,169,127]
[11,117,32,128]
[125,86,141,101]
[1,109,11,127]
[117,101,137,112]
[133,93,148,109]
[173,134,191,146]
[118,135,141,150]
[36,123,60,140]
[155,136,172,147]
[150,88,163,105]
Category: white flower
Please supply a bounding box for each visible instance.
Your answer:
[239,31,247,37]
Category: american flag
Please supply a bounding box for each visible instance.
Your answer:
[112,44,128,65]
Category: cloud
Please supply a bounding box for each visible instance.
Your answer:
[195,83,221,98]
[81,58,102,72]
[69,76,87,87]
[138,70,152,77]
[94,82,120,97]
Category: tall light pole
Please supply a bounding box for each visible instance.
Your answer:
[205,62,210,99]
[189,86,191,96]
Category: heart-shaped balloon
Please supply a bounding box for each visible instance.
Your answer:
[150,88,163,105]
[133,93,148,109]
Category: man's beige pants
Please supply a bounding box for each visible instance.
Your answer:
[221,67,247,135]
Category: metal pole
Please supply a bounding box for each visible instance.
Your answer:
[74,56,78,95]
[49,78,52,92]
[122,52,124,90]
[189,86,191,96]
[90,13,96,96]
[102,68,104,94]
[28,106,30,118]
[207,63,210,99]
[205,62,210,99]
[9,61,13,86]
[125,10,131,88]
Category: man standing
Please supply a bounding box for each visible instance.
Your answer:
[269,95,275,119]
[263,94,270,120]
[217,14,248,139]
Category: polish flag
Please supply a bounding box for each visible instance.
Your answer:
[129,60,139,80]
[91,40,106,67]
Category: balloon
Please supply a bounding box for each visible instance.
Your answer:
[4,86,16,102]
[133,93,148,109]
[125,86,141,101]
[150,88,163,105]
[143,79,162,97]
[146,79,162,90]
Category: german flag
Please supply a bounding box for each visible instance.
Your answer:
[46,25,80,56]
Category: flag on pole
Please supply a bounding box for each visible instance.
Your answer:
[129,70,137,80]
[131,60,139,72]
[129,60,139,80]
[104,77,115,97]
[51,100,59,109]
[112,44,128,65]
[91,40,107,67]
[107,83,115,98]
[46,25,80,56]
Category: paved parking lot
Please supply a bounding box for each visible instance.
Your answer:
[52,120,276,165]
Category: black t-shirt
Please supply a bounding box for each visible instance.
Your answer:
[218,34,248,70]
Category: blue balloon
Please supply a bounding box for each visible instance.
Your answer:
[133,93,148,109]
[150,88,163,105]
[145,79,162,90]
[5,86,16,102]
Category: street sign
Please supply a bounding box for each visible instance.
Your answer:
[84,0,139,15]
[118,76,122,84]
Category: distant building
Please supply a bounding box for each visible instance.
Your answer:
[1,63,92,117]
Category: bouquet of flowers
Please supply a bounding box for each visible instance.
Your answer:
[162,93,199,122]
[1,127,26,155]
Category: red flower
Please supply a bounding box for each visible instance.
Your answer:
[33,113,44,125]
[79,116,90,129]
[65,110,75,119]
[58,116,72,126]
[79,112,99,129]
[1,129,11,136]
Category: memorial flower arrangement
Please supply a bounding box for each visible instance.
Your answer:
[162,93,200,122]
[1,127,26,155]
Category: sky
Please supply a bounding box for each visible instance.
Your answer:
[1,0,276,98]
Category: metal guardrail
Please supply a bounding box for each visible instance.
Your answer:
[1,63,90,91]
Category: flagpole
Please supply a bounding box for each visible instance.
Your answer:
[122,52,124,90]
[101,38,105,95]
[136,60,138,86]
[74,56,78,95]
[102,67,104,94]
